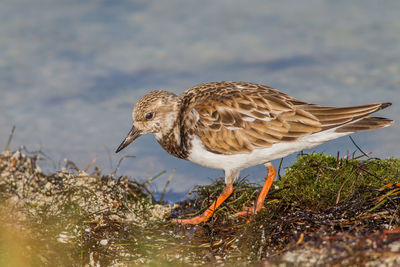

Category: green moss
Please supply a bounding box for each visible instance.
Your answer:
[2,149,399,266]
[274,153,400,209]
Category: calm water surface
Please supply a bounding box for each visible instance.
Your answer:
[1,0,399,201]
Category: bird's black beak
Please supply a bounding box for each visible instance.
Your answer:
[115,125,142,153]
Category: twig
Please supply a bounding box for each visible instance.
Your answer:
[4,125,15,152]
[349,135,370,159]
[336,151,340,168]
[353,152,372,160]
[277,158,284,180]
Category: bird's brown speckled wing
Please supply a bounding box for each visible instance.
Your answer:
[299,103,391,131]
[181,82,391,155]
[183,82,321,154]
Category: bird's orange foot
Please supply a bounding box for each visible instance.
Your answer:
[233,205,265,218]
[172,183,234,225]
[234,162,276,221]
[172,214,211,225]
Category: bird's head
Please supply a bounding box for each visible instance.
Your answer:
[115,90,180,153]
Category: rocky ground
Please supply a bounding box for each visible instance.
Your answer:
[0,148,399,266]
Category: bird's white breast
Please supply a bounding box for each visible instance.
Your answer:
[187,128,350,172]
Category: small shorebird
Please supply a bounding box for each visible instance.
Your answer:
[116,81,393,225]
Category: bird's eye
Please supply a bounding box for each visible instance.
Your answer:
[145,112,154,120]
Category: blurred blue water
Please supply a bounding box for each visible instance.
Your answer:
[1,0,399,201]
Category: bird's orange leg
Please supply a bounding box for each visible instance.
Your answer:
[234,162,276,217]
[173,183,233,225]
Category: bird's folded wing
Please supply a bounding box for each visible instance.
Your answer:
[192,88,322,154]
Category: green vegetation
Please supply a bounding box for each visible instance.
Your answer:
[0,149,399,266]
[274,153,400,209]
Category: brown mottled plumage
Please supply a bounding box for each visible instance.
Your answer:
[177,82,391,155]
[116,81,393,225]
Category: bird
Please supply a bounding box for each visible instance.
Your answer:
[115,81,393,225]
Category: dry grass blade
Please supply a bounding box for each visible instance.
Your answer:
[144,170,167,187]
[84,155,98,172]
[3,126,15,152]
[64,158,80,171]
[111,155,136,176]
[160,168,176,203]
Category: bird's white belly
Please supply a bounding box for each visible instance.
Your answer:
[187,129,350,172]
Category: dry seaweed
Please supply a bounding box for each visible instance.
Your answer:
[0,148,399,266]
